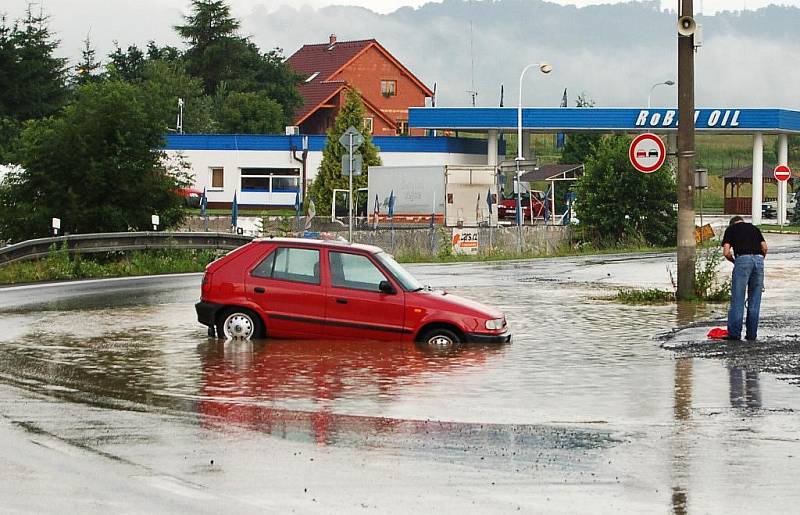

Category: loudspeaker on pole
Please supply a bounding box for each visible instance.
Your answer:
[677,16,696,37]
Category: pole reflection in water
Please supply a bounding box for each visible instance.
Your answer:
[197,339,503,445]
[672,302,697,515]
[671,357,693,515]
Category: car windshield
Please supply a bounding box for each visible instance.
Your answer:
[374,252,423,291]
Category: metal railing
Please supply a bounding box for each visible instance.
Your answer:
[0,231,253,267]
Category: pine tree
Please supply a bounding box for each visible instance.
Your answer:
[308,89,382,218]
[0,8,67,121]
[73,35,101,86]
[174,0,242,95]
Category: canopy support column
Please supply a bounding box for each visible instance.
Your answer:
[751,133,763,225]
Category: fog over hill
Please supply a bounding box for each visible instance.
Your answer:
[4,0,800,108]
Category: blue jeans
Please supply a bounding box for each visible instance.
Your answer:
[727,254,764,340]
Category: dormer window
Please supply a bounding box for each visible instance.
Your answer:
[305,71,320,83]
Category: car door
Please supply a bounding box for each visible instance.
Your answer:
[246,245,326,338]
[324,250,406,341]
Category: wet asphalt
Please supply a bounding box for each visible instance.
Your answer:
[1,235,800,513]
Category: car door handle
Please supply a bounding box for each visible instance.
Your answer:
[254,287,266,294]
[335,298,348,304]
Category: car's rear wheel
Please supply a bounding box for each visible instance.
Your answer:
[418,327,462,347]
[217,308,264,340]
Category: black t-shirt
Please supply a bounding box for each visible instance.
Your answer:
[721,222,765,257]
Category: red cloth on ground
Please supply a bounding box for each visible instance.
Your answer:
[707,327,729,340]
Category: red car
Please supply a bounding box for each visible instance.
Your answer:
[195,238,510,345]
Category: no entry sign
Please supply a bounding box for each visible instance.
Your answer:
[774,164,792,182]
[629,133,666,173]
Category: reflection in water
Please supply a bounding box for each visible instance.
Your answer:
[729,366,762,410]
[198,339,505,444]
[195,338,619,461]
[671,358,693,515]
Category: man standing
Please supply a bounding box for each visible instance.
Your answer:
[721,216,768,341]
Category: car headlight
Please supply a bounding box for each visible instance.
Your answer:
[485,318,505,330]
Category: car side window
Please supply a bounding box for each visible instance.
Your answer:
[329,252,387,292]
[251,250,276,278]
[253,247,320,285]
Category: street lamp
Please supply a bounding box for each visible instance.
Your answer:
[516,62,552,252]
[647,80,675,108]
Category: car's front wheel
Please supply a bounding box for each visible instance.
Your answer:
[418,327,462,347]
[217,308,264,340]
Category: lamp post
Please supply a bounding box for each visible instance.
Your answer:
[647,80,675,108]
[516,62,552,252]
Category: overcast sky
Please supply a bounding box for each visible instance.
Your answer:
[3,0,799,109]
[6,1,795,18]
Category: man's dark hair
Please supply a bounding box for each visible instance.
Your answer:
[729,215,744,226]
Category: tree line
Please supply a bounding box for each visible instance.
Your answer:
[0,0,303,242]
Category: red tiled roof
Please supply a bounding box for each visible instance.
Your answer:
[294,81,346,125]
[286,38,433,127]
[287,39,376,83]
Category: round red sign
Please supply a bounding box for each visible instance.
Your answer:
[774,164,792,182]
[629,133,666,173]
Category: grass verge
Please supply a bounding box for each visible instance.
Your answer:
[0,246,217,285]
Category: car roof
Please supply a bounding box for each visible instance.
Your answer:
[252,237,384,254]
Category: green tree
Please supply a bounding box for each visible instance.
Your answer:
[560,93,601,165]
[308,89,382,218]
[574,135,677,247]
[141,59,216,133]
[214,90,284,134]
[107,42,147,83]
[174,0,301,124]
[73,35,102,86]
[0,9,68,121]
[0,80,189,242]
[174,0,242,95]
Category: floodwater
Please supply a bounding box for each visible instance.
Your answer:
[1,236,800,513]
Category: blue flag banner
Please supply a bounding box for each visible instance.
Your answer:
[388,190,395,218]
[231,191,239,228]
[556,88,567,150]
[486,188,493,214]
[199,186,207,217]
[294,191,301,214]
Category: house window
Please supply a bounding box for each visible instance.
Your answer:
[210,167,224,189]
[396,120,408,136]
[240,168,300,193]
[364,117,374,134]
[381,80,397,97]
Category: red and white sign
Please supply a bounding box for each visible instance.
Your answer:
[629,133,666,173]
[774,164,792,182]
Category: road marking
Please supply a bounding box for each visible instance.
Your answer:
[0,272,203,292]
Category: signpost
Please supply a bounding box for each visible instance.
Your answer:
[339,126,365,242]
[774,164,792,227]
[629,133,666,173]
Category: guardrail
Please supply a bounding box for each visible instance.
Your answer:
[0,232,253,267]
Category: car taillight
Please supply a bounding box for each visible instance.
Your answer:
[201,271,213,296]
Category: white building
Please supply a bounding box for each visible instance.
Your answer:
[164,134,496,208]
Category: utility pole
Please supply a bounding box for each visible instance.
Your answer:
[677,0,696,300]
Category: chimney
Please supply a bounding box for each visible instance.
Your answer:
[329,34,337,46]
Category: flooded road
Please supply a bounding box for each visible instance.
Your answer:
[1,237,800,513]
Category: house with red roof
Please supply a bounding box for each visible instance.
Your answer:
[286,35,434,136]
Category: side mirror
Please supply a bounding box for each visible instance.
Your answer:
[378,280,396,295]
